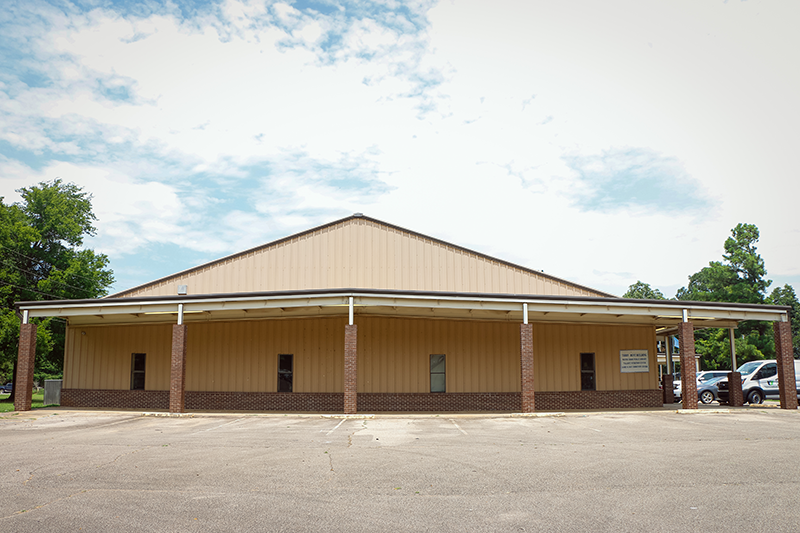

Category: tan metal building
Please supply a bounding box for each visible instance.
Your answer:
[13,215,799,413]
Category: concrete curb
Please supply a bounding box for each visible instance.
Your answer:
[321,414,375,419]
[6,404,797,420]
[675,408,731,415]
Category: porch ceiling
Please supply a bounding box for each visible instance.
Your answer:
[16,289,790,329]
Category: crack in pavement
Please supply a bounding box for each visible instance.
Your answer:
[0,489,90,520]
[0,488,236,521]
[93,446,152,470]
[18,445,151,487]
[23,463,54,486]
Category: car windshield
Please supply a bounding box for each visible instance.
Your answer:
[737,361,762,376]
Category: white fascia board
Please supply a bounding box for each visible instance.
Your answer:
[24,295,350,318]
[351,293,786,321]
[21,291,788,322]
[26,302,180,318]
[181,296,348,313]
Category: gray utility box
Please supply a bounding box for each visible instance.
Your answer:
[44,379,62,406]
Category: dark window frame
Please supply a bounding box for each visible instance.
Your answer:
[278,354,293,393]
[130,353,146,390]
[430,354,446,393]
[580,352,596,391]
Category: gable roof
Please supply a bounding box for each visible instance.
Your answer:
[111,214,615,299]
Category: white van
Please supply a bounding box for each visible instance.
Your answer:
[718,359,800,405]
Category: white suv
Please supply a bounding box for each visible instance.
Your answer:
[718,360,800,404]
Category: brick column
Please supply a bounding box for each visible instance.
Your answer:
[520,323,535,412]
[775,322,787,407]
[344,324,358,414]
[728,372,743,407]
[774,321,798,410]
[169,324,188,413]
[14,323,37,412]
[678,321,698,409]
[662,374,674,404]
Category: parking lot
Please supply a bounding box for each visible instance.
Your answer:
[1,407,799,532]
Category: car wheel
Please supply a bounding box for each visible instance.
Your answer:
[747,390,764,405]
[700,391,714,404]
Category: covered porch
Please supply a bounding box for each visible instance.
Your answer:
[13,289,797,413]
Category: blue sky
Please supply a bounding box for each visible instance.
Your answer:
[1,0,798,298]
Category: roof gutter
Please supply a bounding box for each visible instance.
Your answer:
[15,287,792,314]
[14,289,791,328]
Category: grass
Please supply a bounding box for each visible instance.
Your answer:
[0,391,51,413]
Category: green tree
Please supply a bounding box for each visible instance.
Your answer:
[676,223,770,304]
[1,179,114,388]
[675,223,774,370]
[623,281,665,300]
[767,284,800,357]
[695,326,770,370]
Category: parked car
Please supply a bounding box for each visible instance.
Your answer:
[1,382,12,394]
[697,371,728,383]
[718,359,800,404]
[698,376,726,404]
[674,372,730,403]
[672,373,681,402]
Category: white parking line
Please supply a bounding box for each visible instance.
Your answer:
[326,419,346,435]
[449,419,468,435]
[200,418,245,432]
[559,418,600,432]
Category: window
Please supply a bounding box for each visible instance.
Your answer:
[278,354,293,392]
[580,353,595,391]
[756,363,777,381]
[430,354,446,393]
[131,353,146,390]
[738,361,761,376]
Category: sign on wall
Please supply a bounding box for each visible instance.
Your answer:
[620,350,649,373]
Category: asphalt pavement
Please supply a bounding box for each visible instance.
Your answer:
[1,407,799,532]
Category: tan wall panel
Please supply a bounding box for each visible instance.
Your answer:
[532,323,658,392]
[184,317,344,392]
[64,324,172,390]
[356,317,521,393]
[63,317,656,396]
[117,218,606,298]
[64,319,346,393]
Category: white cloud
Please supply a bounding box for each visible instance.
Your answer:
[3,162,168,243]
[14,2,433,171]
[1,0,799,296]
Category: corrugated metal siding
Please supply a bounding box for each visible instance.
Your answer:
[357,317,521,393]
[532,323,657,392]
[357,319,656,393]
[64,324,172,390]
[117,218,604,298]
[64,318,656,395]
[185,318,344,392]
[65,319,345,393]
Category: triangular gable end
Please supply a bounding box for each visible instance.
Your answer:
[111,215,614,298]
